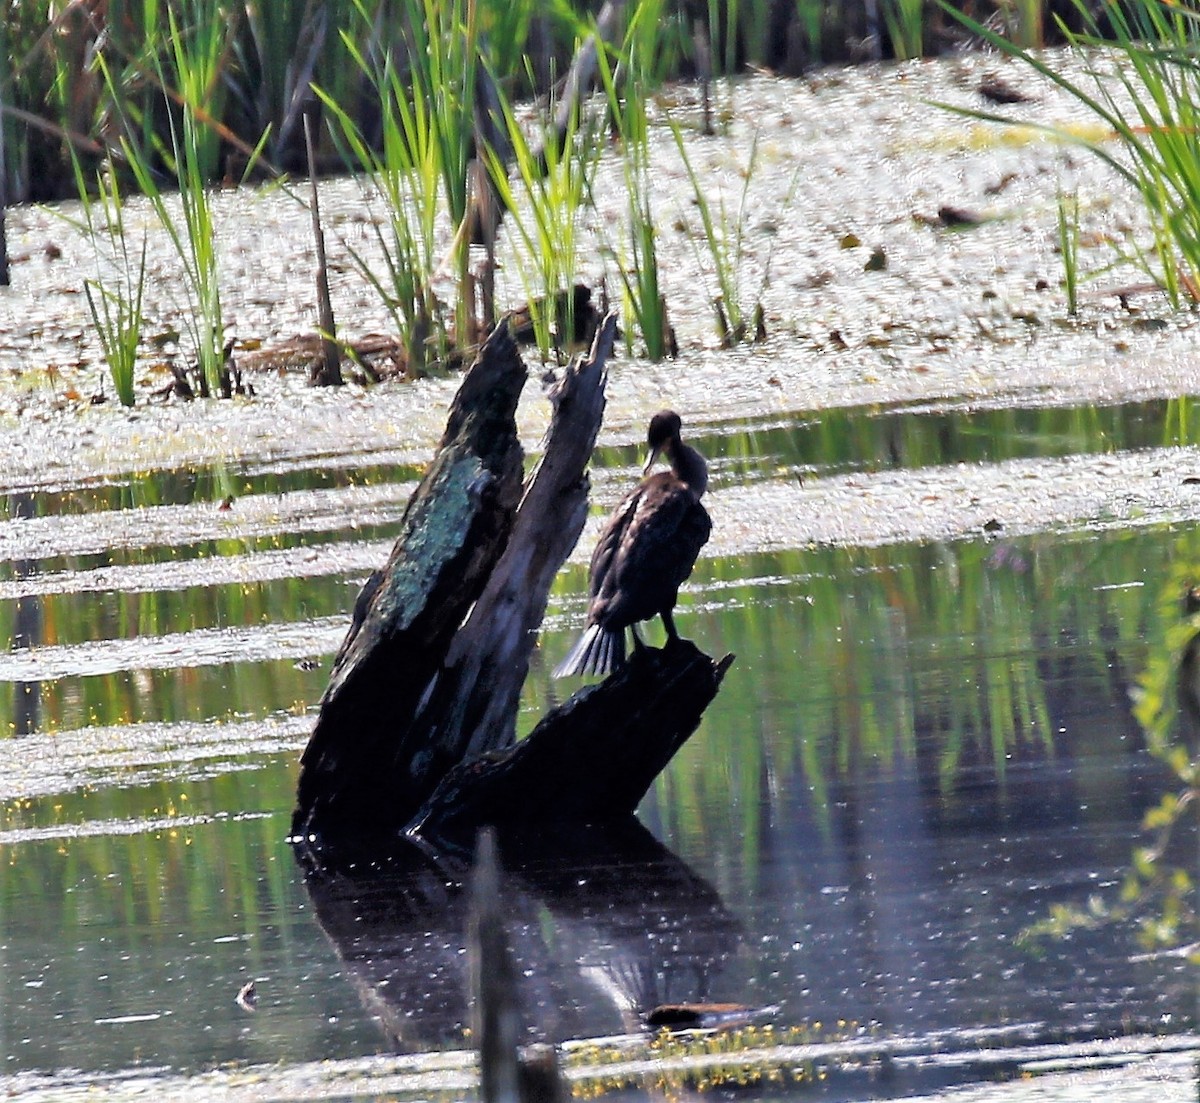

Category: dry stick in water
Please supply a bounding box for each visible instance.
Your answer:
[469,829,521,1103]
[305,109,341,386]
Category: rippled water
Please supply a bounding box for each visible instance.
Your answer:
[1,401,1197,1098]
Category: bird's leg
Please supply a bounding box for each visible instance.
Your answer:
[630,624,647,652]
[660,609,680,641]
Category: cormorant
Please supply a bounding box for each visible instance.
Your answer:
[554,410,711,678]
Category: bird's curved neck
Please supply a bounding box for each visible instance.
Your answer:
[669,440,708,497]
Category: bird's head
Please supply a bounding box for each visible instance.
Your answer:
[643,410,683,474]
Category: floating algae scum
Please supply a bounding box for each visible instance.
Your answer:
[0,57,1197,1100]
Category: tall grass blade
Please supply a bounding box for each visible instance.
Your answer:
[1057,189,1080,317]
[485,84,600,360]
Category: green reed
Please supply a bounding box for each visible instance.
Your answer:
[671,124,749,344]
[322,0,488,365]
[1056,189,1080,317]
[161,1,228,183]
[791,0,827,68]
[616,133,671,360]
[5,2,1155,206]
[120,95,226,396]
[1004,0,1045,48]
[882,0,924,62]
[75,167,149,407]
[670,127,796,345]
[317,54,444,374]
[486,93,600,359]
[226,0,328,167]
[96,2,266,396]
[594,0,678,360]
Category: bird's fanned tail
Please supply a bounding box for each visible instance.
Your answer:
[552,623,625,678]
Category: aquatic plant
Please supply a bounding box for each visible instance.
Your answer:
[320,0,519,368]
[4,3,1130,204]
[112,70,230,394]
[670,127,796,346]
[999,0,1045,48]
[790,0,827,68]
[614,133,672,360]
[1056,189,1080,317]
[162,0,229,183]
[317,56,445,374]
[485,93,601,359]
[941,0,1200,308]
[77,0,279,397]
[561,1021,859,1097]
[74,166,149,407]
[594,0,680,360]
[224,0,329,170]
[882,0,925,61]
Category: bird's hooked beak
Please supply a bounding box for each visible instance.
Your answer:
[642,445,662,475]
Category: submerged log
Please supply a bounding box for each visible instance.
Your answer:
[293,311,732,862]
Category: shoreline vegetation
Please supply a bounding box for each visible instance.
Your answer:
[3,2,1199,390]
[4,1,1060,207]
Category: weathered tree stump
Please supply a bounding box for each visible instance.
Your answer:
[293,321,528,844]
[292,311,732,863]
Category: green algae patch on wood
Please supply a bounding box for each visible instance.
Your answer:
[357,449,490,637]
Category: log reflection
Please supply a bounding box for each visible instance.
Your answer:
[297,818,740,1051]
[10,492,41,735]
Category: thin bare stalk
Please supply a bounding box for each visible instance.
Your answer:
[305,109,341,386]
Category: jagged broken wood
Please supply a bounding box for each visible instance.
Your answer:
[292,311,732,860]
[293,320,528,844]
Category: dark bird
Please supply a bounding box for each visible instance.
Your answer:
[554,410,711,678]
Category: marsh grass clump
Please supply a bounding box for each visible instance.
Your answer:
[594,0,683,361]
[562,1020,865,1099]
[74,168,149,407]
[485,99,601,361]
[1056,188,1080,317]
[883,0,926,61]
[88,3,266,399]
[670,129,796,347]
[942,0,1200,309]
[14,0,1111,383]
[3,3,1118,207]
[320,0,564,373]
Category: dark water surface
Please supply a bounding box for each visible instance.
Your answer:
[0,400,1197,1097]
